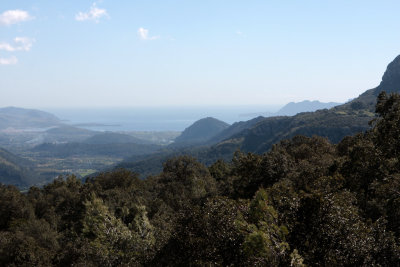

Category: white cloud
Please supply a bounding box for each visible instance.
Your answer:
[75,3,109,23]
[0,56,18,65]
[0,10,32,26]
[137,27,159,40]
[0,37,34,52]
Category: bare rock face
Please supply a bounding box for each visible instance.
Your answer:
[378,55,400,94]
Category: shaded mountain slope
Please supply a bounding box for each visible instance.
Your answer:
[207,101,341,146]
[207,116,266,145]
[173,117,229,146]
[0,148,40,188]
[235,108,372,153]
[116,142,238,178]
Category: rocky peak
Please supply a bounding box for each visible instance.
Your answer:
[380,55,400,92]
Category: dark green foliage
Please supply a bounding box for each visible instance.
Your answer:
[373,91,400,159]
[2,93,400,265]
[155,156,217,210]
[240,189,292,265]
[152,197,246,266]
[351,101,367,110]
[0,184,34,230]
[231,135,336,199]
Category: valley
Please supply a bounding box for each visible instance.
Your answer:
[0,95,347,188]
[0,111,179,187]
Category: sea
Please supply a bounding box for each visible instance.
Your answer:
[43,105,281,132]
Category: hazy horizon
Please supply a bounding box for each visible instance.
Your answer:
[39,105,282,131]
[1,1,400,108]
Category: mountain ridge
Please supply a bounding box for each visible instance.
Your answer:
[240,100,341,118]
[275,100,341,116]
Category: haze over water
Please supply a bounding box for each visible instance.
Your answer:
[44,105,281,131]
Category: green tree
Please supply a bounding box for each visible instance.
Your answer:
[80,193,132,266]
[240,189,292,266]
[156,156,217,210]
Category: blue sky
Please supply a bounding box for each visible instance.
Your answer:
[1,0,400,108]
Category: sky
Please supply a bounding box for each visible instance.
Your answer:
[1,0,400,108]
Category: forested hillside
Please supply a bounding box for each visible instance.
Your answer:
[1,92,399,266]
[0,148,40,188]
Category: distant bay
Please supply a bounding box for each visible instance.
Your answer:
[43,106,281,131]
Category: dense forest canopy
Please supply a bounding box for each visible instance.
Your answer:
[0,92,400,266]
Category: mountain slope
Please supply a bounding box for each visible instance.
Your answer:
[0,107,62,130]
[0,148,40,188]
[235,108,372,153]
[173,117,230,146]
[208,101,341,145]
[207,116,266,145]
